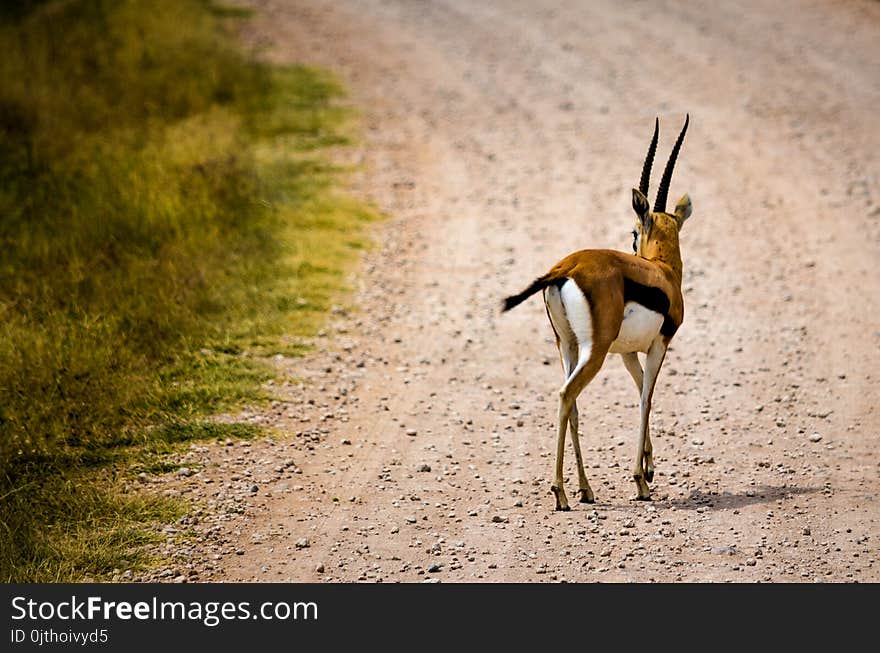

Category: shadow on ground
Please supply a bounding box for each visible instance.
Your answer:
[657,484,821,511]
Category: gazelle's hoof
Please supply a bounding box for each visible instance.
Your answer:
[578,489,595,504]
[550,485,570,511]
[633,474,651,501]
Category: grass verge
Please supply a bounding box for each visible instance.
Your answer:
[0,0,378,581]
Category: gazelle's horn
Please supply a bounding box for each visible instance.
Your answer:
[639,117,659,197]
[653,114,689,213]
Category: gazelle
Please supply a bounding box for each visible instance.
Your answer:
[502,115,692,510]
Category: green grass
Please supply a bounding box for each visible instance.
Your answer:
[0,469,185,583]
[0,0,378,581]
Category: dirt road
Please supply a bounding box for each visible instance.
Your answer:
[142,0,880,582]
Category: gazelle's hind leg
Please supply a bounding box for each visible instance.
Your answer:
[560,344,593,504]
[568,402,593,503]
[551,313,593,503]
[555,344,609,508]
[631,338,668,500]
[621,353,653,482]
[545,280,601,510]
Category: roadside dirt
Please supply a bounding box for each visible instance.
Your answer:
[137,0,880,582]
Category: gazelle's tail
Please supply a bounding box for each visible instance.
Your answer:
[501,274,557,312]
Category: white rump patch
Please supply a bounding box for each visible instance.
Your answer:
[559,280,593,350]
[544,279,593,375]
[609,301,663,354]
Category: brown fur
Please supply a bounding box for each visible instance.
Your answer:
[541,247,684,344]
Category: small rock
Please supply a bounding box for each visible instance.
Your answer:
[405,516,417,524]
[746,558,757,566]
[418,464,432,473]
[514,500,523,508]
[492,515,508,523]
[315,563,325,573]
[809,433,822,442]
[406,429,418,437]
[803,527,811,536]
[428,563,441,573]
[341,438,352,445]
[295,538,310,549]
[177,467,193,477]
[249,485,259,493]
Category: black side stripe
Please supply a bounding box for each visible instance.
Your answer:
[623,278,679,337]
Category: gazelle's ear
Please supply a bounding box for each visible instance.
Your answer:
[631,188,652,230]
[673,193,692,229]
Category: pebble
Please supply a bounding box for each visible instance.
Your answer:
[746,558,757,566]
[492,515,509,523]
[295,538,310,549]
[809,433,822,442]
[249,485,259,493]
[315,563,325,573]
[406,429,418,436]
[418,464,432,472]
[428,563,441,573]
